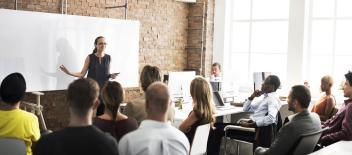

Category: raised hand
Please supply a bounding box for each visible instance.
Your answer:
[59,65,70,75]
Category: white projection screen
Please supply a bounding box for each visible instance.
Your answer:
[0,9,140,91]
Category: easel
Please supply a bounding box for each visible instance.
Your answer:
[23,92,51,133]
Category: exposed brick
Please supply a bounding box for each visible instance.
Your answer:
[0,0,215,130]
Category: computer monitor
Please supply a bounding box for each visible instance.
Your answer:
[253,72,271,91]
[213,91,225,107]
[210,81,222,92]
[167,71,196,99]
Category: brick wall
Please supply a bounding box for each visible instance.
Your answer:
[186,0,214,76]
[0,0,214,131]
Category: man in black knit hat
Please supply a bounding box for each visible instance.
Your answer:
[0,72,40,155]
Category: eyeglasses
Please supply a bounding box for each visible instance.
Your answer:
[98,42,107,45]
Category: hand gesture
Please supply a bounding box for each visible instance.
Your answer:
[249,90,262,100]
[59,65,70,75]
[110,73,119,79]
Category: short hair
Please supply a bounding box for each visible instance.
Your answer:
[212,62,221,70]
[290,85,311,108]
[345,71,352,86]
[0,72,26,105]
[145,82,170,114]
[67,78,100,117]
[140,65,161,92]
[267,75,281,91]
[101,81,124,122]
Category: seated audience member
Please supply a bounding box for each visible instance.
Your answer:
[0,72,40,155]
[210,62,222,82]
[211,75,282,154]
[123,65,174,124]
[242,75,281,129]
[319,71,352,146]
[255,85,321,155]
[33,78,118,155]
[311,75,336,121]
[93,81,138,142]
[119,82,190,155]
[179,76,215,143]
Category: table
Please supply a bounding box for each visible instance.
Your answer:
[172,101,244,127]
[309,141,352,155]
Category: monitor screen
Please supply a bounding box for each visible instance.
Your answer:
[213,91,225,107]
[168,71,196,99]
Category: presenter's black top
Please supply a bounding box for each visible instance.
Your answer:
[87,54,111,88]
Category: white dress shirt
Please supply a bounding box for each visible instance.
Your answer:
[243,92,281,127]
[118,120,190,155]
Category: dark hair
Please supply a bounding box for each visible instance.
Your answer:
[145,82,170,114]
[212,62,221,70]
[345,71,352,86]
[291,85,311,108]
[267,75,281,91]
[140,65,161,92]
[101,81,124,122]
[0,72,26,105]
[67,78,100,117]
[92,36,104,54]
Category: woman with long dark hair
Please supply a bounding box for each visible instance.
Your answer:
[93,81,138,142]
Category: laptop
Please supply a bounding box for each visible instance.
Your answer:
[213,91,225,107]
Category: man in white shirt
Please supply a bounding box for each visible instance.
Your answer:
[241,75,281,128]
[210,62,222,82]
[118,82,190,155]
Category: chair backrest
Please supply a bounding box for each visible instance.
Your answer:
[190,123,211,155]
[291,130,324,155]
[0,138,27,155]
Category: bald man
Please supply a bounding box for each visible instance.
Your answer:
[119,82,190,155]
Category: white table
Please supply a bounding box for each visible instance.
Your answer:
[309,141,352,155]
[172,101,244,127]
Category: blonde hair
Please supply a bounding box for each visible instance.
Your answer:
[190,77,215,124]
[321,75,334,88]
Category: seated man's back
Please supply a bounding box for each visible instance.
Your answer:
[259,110,321,155]
[33,125,118,155]
[119,120,189,155]
[255,85,322,155]
[0,108,40,155]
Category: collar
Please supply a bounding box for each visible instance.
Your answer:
[290,109,310,121]
[344,98,352,105]
[264,92,277,98]
[139,120,170,129]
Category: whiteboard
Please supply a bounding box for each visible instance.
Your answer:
[0,9,140,91]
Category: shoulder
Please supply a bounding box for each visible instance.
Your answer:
[169,125,190,141]
[125,117,138,125]
[18,110,38,122]
[36,131,59,147]
[119,117,138,128]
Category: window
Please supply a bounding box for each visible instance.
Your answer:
[228,0,289,87]
[218,0,352,97]
[305,0,352,93]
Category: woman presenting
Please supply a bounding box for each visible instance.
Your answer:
[60,36,118,115]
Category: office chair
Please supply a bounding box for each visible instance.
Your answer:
[0,138,27,155]
[190,123,211,155]
[223,112,282,155]
[289,129,324,155]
